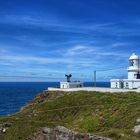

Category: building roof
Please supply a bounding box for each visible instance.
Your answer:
[129,53,139,60]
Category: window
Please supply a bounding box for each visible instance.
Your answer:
[136,72,140,79]
[129,60,134,66]
[115,82,118,88]
[126,82,129,88]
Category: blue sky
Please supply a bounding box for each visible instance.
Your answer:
[0,0,140,81]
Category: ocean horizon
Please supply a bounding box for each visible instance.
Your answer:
[0,82,110,117]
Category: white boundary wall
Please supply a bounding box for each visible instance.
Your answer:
[111,79,140,89]
[48,87,140,93]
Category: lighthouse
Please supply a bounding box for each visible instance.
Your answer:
[111,53,140,89]
[128,53,140,80]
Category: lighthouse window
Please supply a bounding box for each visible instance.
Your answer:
[136,73,140,79]
[129,60,134,66]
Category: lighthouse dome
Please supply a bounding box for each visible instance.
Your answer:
[129,53,139,60]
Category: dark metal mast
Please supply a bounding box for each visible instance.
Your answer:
[94,71,96,87]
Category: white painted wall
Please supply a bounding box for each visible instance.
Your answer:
[131,81,140,89]
[60,82,83,89]
[128,81,133,89]
[128,71,138,79]
[111,80,140,89]
[60,82,69,89]
[110,80,121,88]
[111,81,117,88]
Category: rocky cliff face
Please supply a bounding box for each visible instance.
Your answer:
[28,126,112,140]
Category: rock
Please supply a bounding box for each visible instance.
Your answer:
[42,128,54,140]
[54,126,112,140]
[0,128,2,133]
[2,128,6,133]
[0,122,11,134]
[133,125,140,134]
[120,133,125,137]
[133,117,140,134]
[0,128,7,134]
[28,132,46,140]
[0,122,11,127]
[55,126,74,140]
[27,110,39,118]
[42,128,52,134]
[28,126,112,140]
[136,118,140,124]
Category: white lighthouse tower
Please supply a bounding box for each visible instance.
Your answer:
[111,53,140,89]
[128,53,140,80]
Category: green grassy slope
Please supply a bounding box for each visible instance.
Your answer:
[0,91,140,140]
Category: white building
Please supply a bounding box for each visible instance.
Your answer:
[111,53,140,89]
[60,74,83,89]
[60,81,83,89]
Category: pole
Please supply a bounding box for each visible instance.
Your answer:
[94,71,96,87]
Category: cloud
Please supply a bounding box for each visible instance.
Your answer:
[0,43,129,68]
[1,14,139,37]
[0,50,97,65]
[0,14,139,81]
[65,44,129,59]
[64,45,97,56]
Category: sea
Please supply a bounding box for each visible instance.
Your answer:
[0,82,110,117]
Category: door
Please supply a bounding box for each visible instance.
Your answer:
[120,82,124,88]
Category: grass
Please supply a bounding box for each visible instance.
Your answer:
[0,91,140,140]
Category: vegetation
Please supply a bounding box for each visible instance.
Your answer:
[0,91,140,140]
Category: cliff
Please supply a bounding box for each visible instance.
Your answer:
[0,90,140,140]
